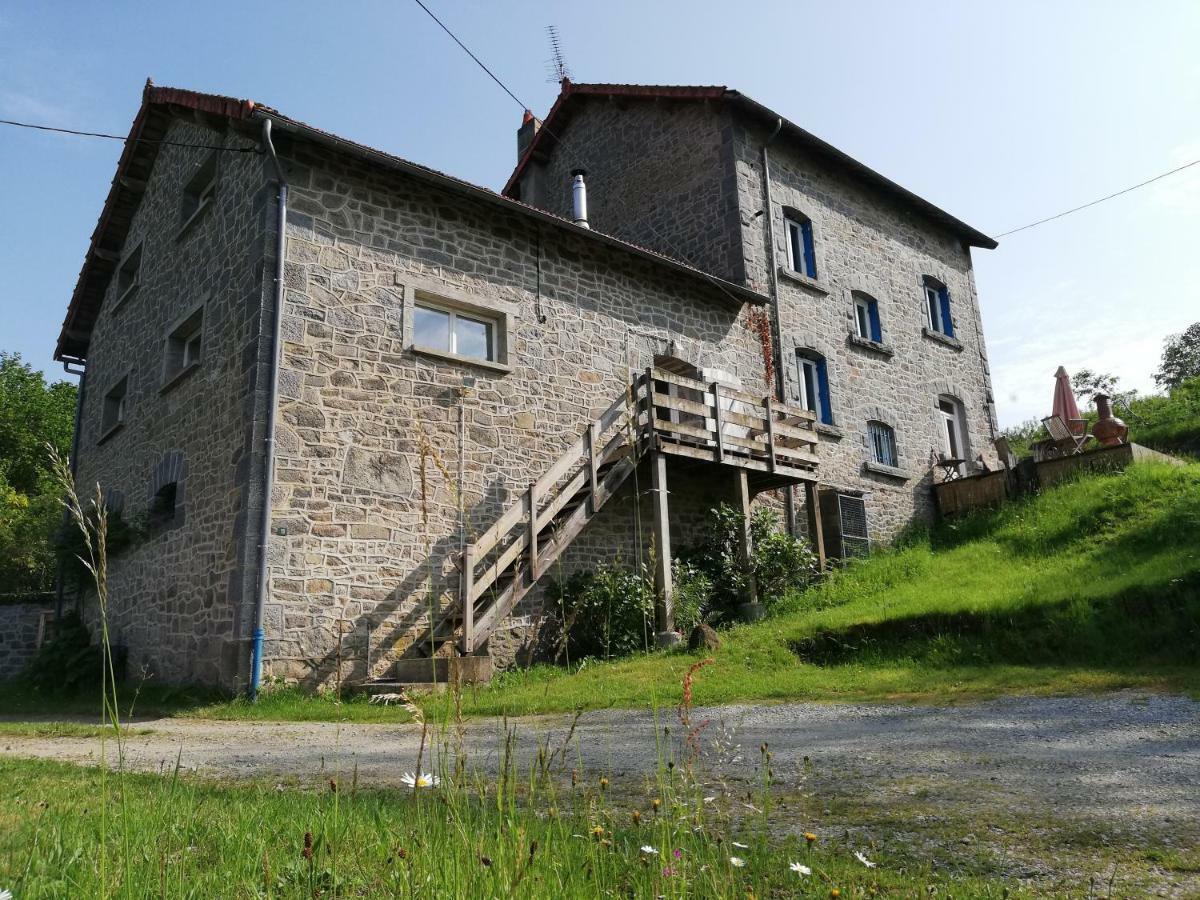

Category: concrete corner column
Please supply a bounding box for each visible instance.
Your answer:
[650,447,679,646]
[735,469,759,603]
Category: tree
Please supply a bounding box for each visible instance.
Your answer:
[1155,322,1200,392]
[1071,368,1135,409]
[0,353,78,594]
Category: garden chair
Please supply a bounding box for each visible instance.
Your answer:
[1041,414,1090,457]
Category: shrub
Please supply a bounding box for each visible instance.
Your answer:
[670,558,712,634]
[544,565,653,662]
[23,610,122,694]
[680,503,819,618]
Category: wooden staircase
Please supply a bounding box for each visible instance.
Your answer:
[377,368,821,687]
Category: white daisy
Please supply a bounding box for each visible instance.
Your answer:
[729,856,746,867]
[640,845,659,855]
[790,862,812,875]
[0,890,12,900]
[400,771,440,789]
[854,850,876,868]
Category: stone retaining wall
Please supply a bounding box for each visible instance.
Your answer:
[0,601,54,681]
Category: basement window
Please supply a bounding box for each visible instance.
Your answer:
[180,152,218,231]
[162,307,204,388]
[413,298,497,363]
[100,376,128,439]
[114,243,142,309]
[867,420,898,468]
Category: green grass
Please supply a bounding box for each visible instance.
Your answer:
[0,756,1034,898]
[441,461,1200,718]
[0,721,151,739]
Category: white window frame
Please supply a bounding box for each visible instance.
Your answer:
[937,396,970,472]
[784,215,813,278]
[854,296,872,340]
[924,284,943,333]
[796,353,825,424]
[413,298,498,363]
[868,420,898,467]
[162,304,205,389]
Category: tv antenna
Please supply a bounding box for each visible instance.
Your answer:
[545,25,572,84]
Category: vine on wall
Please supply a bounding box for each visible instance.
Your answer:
[744,308,775,389]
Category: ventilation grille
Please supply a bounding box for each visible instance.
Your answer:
[837,495,870,558]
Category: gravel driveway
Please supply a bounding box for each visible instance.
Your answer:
[4,691,1198,893]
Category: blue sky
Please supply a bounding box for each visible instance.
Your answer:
[2,1,1197,427]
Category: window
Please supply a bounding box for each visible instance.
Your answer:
[181,152,217,227]
[784,212,817,279]
[101,376,128,436]
[163,307,203,385]
[853,292,883,343]
[115,243,142,307]
[867,420,898,467]
[149,482,179,528]
[796,350,832,425]
[923,278,954,337]
[413,299,497,362]
[937,396,969,467]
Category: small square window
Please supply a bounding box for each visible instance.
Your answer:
[101,376,128,436]
[115,244,142,308]
[181,152,218,227]
[163,308,204,386]
[413,298,497,363]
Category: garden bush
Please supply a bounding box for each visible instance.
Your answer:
[544,565,654,662]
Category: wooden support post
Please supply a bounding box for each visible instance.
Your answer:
[527,483,539,584]
[784,484,797,536]
[650,449,678,645]
[736,469,758,604]
[459,545,475,655]
[763,397,778,472]
[587,420,600,512]
[711,382,725,463]
[804,480,827,571]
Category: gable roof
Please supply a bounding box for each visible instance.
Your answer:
[502,80,998,251]
[56,83,765,363]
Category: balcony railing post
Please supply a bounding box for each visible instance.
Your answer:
[587,420,600,512]
[527,482,539,584]
[712,381,725,463]
[763,396,778,472]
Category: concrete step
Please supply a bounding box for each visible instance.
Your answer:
[390,654,494,685]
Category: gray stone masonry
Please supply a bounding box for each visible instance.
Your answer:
[72,119,272,689]
[513,96,999,541]
[0,601,55,681]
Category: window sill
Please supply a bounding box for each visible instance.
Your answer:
[411,345,511,374]
[847,334,894,357]
[921,327,963,351]
[776,266,829,295]
[159,361,202,395]
[96,421,125,446]
[863,460,908,481]
[814,423,844,439]
[175,200,212,242]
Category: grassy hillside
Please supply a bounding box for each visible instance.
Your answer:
[448,461,1200,717]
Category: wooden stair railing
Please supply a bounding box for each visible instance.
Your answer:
[418,368,821,659]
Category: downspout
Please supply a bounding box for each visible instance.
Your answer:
[760,118,798,535]
[249,116,288,700]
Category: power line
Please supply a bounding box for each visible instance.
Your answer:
[992,157,1200,239]
[0,117,260,152]
[410,0,528,110]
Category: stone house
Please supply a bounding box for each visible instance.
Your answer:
[52,80,997,691]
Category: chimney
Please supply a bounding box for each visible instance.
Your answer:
[517,110,540,162]
[571,169,589,229]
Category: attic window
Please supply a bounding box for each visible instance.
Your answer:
[114,243,142,309]
[180,152,218,230]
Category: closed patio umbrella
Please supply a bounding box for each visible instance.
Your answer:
[1052,366,1083,434]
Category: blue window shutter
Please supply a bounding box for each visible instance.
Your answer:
[816,357,832,425]
[868,301,882,343]
[802,221,817,278]
[938,287,954,337]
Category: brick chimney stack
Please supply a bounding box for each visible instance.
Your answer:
[517,110,540,163]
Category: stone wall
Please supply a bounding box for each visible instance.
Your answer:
[0,600,54,681]
[512,99,745,284]
[72,118,272,688]
[265,137,771,684]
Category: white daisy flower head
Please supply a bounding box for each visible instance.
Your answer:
[790,862,812,875]
[640,845,659,855]
[729,856,746,868]
[400,771,440,789]
[854,850,876,868]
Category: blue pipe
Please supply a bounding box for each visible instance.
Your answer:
[249,627,264,701]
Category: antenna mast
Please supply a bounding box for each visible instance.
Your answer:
[545,25,572,84]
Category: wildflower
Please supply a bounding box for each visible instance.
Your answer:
[396,847,407,860]
[732,841,749,849]
[599,776,609,790]
[729,856,746,867]
[651,798,662,812]
[1,891,13,900]
[854,850,876,869]
[662,866,675,877]
[591,825,605,840]
[301,831,313,861]
[632,809,642,825]
[640,845,659,855]
[830,890,841,899]
[673,848,682,859]
[804,832,818,846]
[400,772,440,789]
[790,862,812,876]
